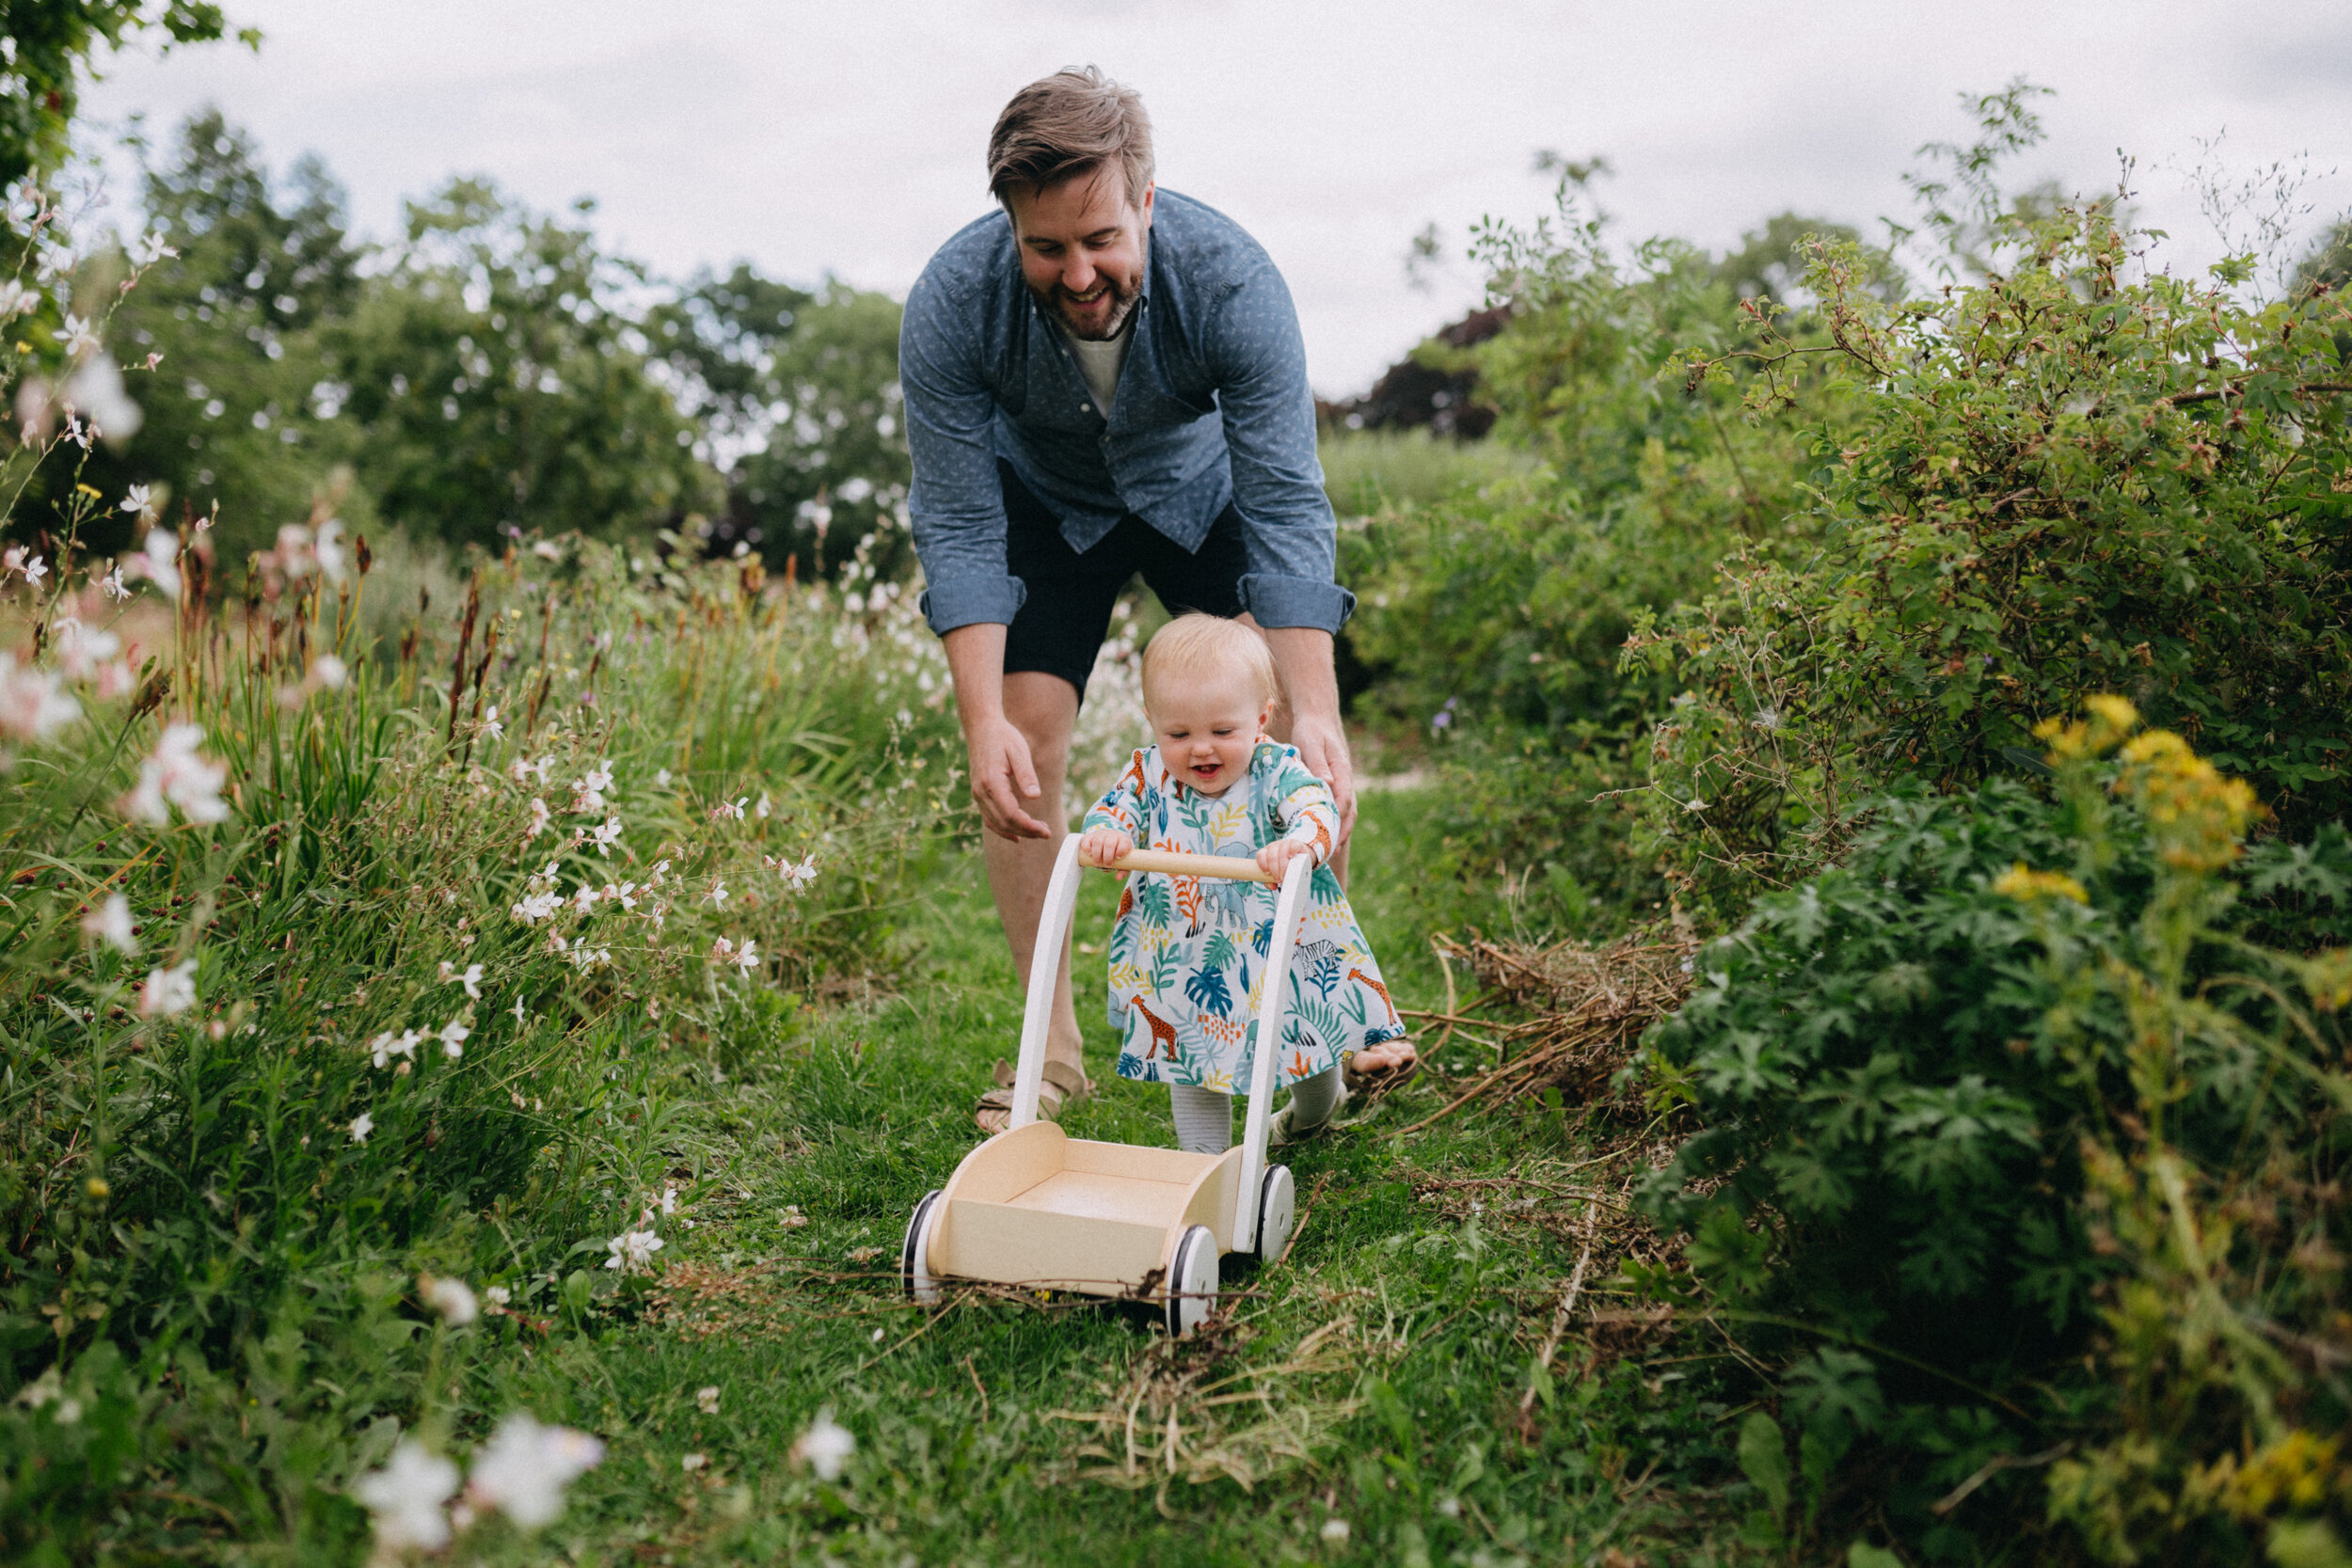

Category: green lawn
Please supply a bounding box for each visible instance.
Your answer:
[457,788,1745,1566]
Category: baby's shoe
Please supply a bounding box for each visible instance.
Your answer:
[1265,1092,1347,1150]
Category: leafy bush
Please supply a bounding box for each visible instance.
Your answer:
[1633,118,2352,915]
[1634,700,2352,1561]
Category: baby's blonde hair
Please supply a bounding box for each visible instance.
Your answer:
[1140,613,1279,715]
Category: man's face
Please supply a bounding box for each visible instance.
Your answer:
[1004,165,1153,341]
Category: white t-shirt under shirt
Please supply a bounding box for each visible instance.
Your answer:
[1061,316,1132,420]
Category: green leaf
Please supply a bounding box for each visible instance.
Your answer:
[1737,1412,1789,1521]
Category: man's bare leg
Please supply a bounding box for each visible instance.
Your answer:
[979,672,1088,1121]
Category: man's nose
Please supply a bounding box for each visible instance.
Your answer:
[1061,253,1097,294]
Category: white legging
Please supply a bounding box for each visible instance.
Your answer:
[1168,1065,1344,1155]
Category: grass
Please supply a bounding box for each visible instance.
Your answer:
[440,788,1748,1566]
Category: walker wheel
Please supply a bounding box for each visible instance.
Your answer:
[1254,1164,1296,1265]
[1162,1224,1218,1338]
[900,1189,944,1305]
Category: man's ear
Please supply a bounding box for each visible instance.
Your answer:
[1138,182,1155,228]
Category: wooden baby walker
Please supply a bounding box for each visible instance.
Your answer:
[900,836,1311,1337]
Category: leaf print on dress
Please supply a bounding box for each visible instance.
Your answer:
[1183,963,1233,1018]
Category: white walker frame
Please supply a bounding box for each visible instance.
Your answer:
[900,837,1311,1336]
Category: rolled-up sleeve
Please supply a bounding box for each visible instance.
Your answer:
[1209,264,1355,634]
[900,270,1025,634]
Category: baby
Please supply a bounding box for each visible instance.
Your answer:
[1077,613,1416,1154]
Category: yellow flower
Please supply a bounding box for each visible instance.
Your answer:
[2035,693,2140,762]
[1993,863,2090,904]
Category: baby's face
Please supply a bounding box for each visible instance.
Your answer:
[1148,672,1270,798]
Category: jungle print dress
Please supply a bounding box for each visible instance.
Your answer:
[1082,740,1407,1096]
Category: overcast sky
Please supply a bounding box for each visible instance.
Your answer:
[77,0,2352,396]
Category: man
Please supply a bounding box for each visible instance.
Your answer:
[901,66,1412,1132]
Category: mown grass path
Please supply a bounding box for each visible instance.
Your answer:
[469,791,1736,1566]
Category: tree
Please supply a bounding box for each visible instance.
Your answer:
[0,2,253,190]
[333,178,718,549]
[81,108,361,562]
[656,269,909,578]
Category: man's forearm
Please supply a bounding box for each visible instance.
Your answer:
[1262,626,1341,724]
[943,622,1010,733]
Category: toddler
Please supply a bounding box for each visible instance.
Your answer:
[1077,613,1414,1154]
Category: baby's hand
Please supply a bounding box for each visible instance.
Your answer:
[1256,838,1312,879]
[1078,828,1135,869]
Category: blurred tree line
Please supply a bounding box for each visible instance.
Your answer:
[75,109,908,577]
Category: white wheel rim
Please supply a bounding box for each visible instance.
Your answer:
[903,1192,943,1305]
[1257,1165,1295,1262]
[1171,1226,1216,1338]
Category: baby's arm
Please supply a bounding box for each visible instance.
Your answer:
[1256,755,1341,878]
[1078,752,1147,870]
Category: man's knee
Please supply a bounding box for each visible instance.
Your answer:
[1003,671,1079,782]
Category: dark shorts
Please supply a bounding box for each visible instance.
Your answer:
[1000,460,1248,702]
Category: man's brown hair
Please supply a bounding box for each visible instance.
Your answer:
[987,66,1153,211]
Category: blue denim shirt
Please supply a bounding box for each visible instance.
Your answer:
[900,189,1354,636]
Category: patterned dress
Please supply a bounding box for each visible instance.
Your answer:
[1082,741,1407,1096]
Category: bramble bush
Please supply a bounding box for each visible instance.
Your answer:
[1632,698,2352,1562]
[1630,105,2352,916]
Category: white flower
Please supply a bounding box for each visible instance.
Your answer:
[790,1408,855,1481]
[695,1386,721,1416]
[708,936,736,965]
[127,231,176,267]
[647,859,670,888]
[348,1112,374,1144]
[511,889,561,925]
[120,484,156,522]
[128,530,181,598]
[368,1029,423,1068]
[453,962,484,1000]
[511,996,526,1024]
[590,816,623,857]
[355,1440,459,1553]
[484,1285,511,1307]
[531,539,563,562]
[309,655,347,690]
[119,723,230,827]
[0,653,79,741]
[655,768,673,788]
[710,796,745,822]
[422,1275,477,1324]
[680,1452,706,1473]
[605,1229,663,1274]
[63,354,140,438]
[315,517,347,580]
[779,855,818,895]
[574,760,613,812]
[604,880,638,911]
[1684,797,1708,813]
[571,884,600,917]
[138,959,197,1018]
[82,894,135,953]
[0,279,35,318]
[705,880,728,911]
[728,937,758,975]
[755,792,771,818]
[438,1019,470,1058]
[525,797,550,840]
[464,1414,605,1531]
[53,312,100,358]
[1320,1519,1351,1544]
[52,617,119,680]
[480,705,503,742]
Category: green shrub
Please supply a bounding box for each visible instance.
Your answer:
[1634,701,2352,1560]
[1633,165,2352,915]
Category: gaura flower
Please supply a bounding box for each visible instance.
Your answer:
[354,1441,459,1553]
[605,1228,663,1274]
[421,1275,477,1324]
[82,893,135,953]
[790,1408,855,1481]
[348,1112,374,1144]
[119,723,230,827]
[438,1019,470,1058]
[463,1413,604,1530]
[138,959,198,1017]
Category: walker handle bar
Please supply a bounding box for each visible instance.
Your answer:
[1108,848,1277,884]
[1008,835,1311,1255]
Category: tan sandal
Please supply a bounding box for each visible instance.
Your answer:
[974,1056,1092,1134]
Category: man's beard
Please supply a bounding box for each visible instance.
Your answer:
[1031,274,1139,341]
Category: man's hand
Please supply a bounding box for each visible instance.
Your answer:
[943,623,1056,841]
[965,714,1054,841]
[1260,625,1358,844]
[1285,709,1358,844]
[1077,827,1135,868]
